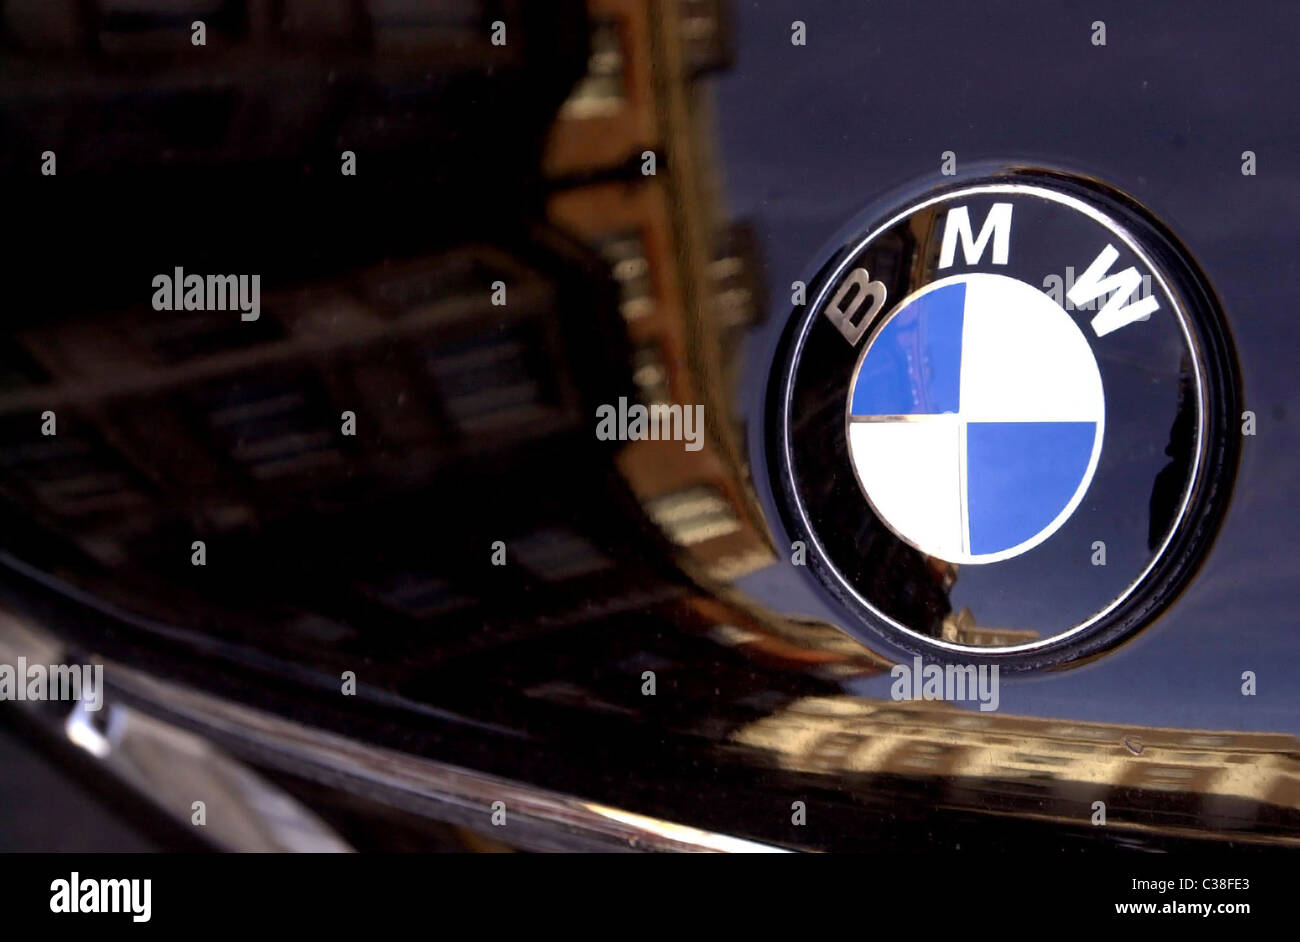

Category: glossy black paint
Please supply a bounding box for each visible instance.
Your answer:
[0,1,1296,851]
[726,2,1299,734]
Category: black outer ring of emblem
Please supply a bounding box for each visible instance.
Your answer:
[767,168,1241,671]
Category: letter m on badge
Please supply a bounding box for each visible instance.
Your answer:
[938,204,1013,268]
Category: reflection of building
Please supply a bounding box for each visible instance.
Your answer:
[0,1,638,684]
[941,607,1039,646]
[543,0,774,584]
[0,0,790,715]
[734,696,1300,844]
[0,1,589,175]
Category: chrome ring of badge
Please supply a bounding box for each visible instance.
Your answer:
[769,168,1240,669]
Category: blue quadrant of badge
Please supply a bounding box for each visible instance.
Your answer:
[965,421,1097,555]
[850,282,964,416]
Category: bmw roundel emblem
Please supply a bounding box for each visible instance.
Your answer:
[771,169,1239,668]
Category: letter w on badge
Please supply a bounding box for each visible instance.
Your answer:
[1067,244,1160,336]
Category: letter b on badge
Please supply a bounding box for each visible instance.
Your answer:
[824,267,887,345]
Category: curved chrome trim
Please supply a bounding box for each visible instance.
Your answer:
[108,665,789,853]
[0,613,354,853]
[0,611,787,854]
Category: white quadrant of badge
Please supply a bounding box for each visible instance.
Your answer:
[846,272,1105,564]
